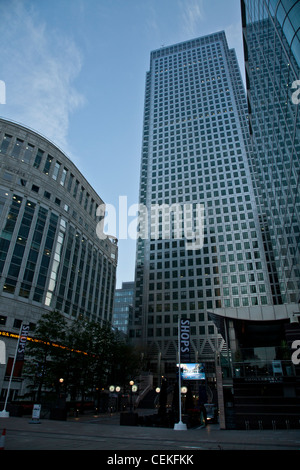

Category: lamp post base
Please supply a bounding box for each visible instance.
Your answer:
[0,410,9,418]
[174,421,187,430]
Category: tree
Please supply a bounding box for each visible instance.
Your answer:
[63,317,95,406]
[63,318,117,409]
[24,310,67,402]
[24,312,142,410]
[110,339,141,387]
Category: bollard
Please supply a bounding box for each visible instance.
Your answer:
[258,420,263,430]
[245,420,249,430]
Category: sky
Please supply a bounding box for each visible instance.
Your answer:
[0,0,246,288]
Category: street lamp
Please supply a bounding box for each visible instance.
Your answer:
[129,380,135,412]
[109,385,121,411]
[59,378,64,397]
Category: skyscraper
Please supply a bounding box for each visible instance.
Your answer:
[113,281,134,334]
[241,0,300,305]
[235,1,300,429]
[132,31,279,383]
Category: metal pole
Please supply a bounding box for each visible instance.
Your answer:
[130,387,133,412]
[178,317,182,422]
[174,316,187,430]
[0,323,23,418]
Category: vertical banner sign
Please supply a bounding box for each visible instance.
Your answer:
[16,324,30,360]
[180,319,190,363]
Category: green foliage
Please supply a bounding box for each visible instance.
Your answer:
[24,311,141,403]
[24,310,67,400]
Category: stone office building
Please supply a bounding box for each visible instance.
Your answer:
[0,118,118,401]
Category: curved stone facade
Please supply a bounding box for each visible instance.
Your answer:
[0,118,118,400]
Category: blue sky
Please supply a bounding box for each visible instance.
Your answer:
[0,0,245,288]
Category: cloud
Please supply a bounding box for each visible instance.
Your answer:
[0,0,85,154]
[178,0,205,39]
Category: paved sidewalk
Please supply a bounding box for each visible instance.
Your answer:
[0,411,299,451]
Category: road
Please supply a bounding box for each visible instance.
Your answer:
[0,411,299,452]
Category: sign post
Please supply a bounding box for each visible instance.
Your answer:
[174,317,189,430]
[0,323,29,418]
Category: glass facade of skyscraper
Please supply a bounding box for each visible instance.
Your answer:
[113,282,134,334]
[242,0,300,305]
[132,32,278,380]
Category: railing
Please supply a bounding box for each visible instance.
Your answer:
[135,384,152,407]
[232,359,296,379]
[219,346,297,379]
